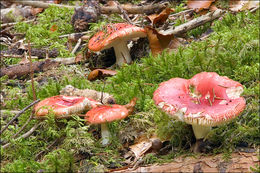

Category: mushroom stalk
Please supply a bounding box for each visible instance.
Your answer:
[192,124,211,139]
[101,123,110,145]
[113,42,132,67]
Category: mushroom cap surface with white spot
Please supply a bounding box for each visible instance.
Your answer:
[34,95,98,117]
[88,23,147,51]
[153,72,246,127]
[85,104,130,124]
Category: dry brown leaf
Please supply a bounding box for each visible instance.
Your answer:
[50,24,58,32]
[31,8,44,16]
[209,4,218,11]
[187,0,215,12]
[19,56,30,64]
[146,7,175,26]
[75,52,84,63]
[230,0,259,12]
[87,69,117,81]
[106,0,117,7]
[145,26,181,56]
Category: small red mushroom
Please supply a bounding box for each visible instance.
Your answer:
[34,95,101,118]
[153,72,246,152]
[88,23,147,67]
[85,98,137,145]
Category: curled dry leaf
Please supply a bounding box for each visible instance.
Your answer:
[19,56,30,65]
[106,0,117,7]
[50,24,58,32]
[145,27,181,56]
[229,0,259,12]
[87,69,117,81]
[187,0,215,12]
[146,7,175,26]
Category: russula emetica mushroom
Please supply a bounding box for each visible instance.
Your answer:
[153,72,246,152]
[34,95,101,117]
[88,23,147,67]
[85,98,137,145]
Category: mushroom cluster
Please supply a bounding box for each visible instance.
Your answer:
[34,94,137,146]
[88,23,147,67]
[153,72,246,152]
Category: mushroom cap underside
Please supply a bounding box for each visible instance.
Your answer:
[153,72,246,126]
[85,104,129,124]
[88,23,147,51]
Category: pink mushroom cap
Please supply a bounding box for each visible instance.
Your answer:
[85,104,130,124]
[153,72,246,126]
[88,23,147,51]
[34,95,99,117]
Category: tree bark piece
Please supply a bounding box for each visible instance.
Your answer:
[0,59,60,78]
[11,1,169,14]
[113,151,259,172]
[160,9,224,36]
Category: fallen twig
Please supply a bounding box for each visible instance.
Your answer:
[1,19,35,28]
[28,40,37,101]
[0,99,40,135]
[35,137,61,160]
[2,122,42,149]
[12,113,34,138]
[59,31,90,38]
[71,38,82,54]
[0,59,60,78]
[115,1,134,25]
[160,9,225,36]
[169,9,194,18]
[1,54,38,59]
[12,1,169,14]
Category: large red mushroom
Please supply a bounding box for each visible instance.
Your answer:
[34,95,101,118]
[153,72,246,152]
[85,98,137,145]
[88,23,147,67]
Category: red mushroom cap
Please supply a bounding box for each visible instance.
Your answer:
[34,95,100,117]
[85,104,130,124]
[153,72,246,126]
[88,23,147,51]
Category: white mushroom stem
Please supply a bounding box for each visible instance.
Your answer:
[101,123,111,145]
[192,124,211,139]
[113,41,132,67]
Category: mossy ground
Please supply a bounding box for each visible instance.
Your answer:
[0,4,259,172]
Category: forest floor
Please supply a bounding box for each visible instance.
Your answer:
[0,0,259,172]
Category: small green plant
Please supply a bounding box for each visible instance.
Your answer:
[15,6,74,57]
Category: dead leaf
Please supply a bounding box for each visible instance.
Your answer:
[87,69,117,81]
[31,8,44,16]
[209,4,218,11]
[75,53,84,63]
[230,0,259,12]
[187,0,215,12]
[145,26,181,56]
[19,56,30,64]
[106,0,117,7]
[50,24,58,32]
[146,7,175,26]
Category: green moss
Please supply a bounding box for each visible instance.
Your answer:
[15,6,74,57]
